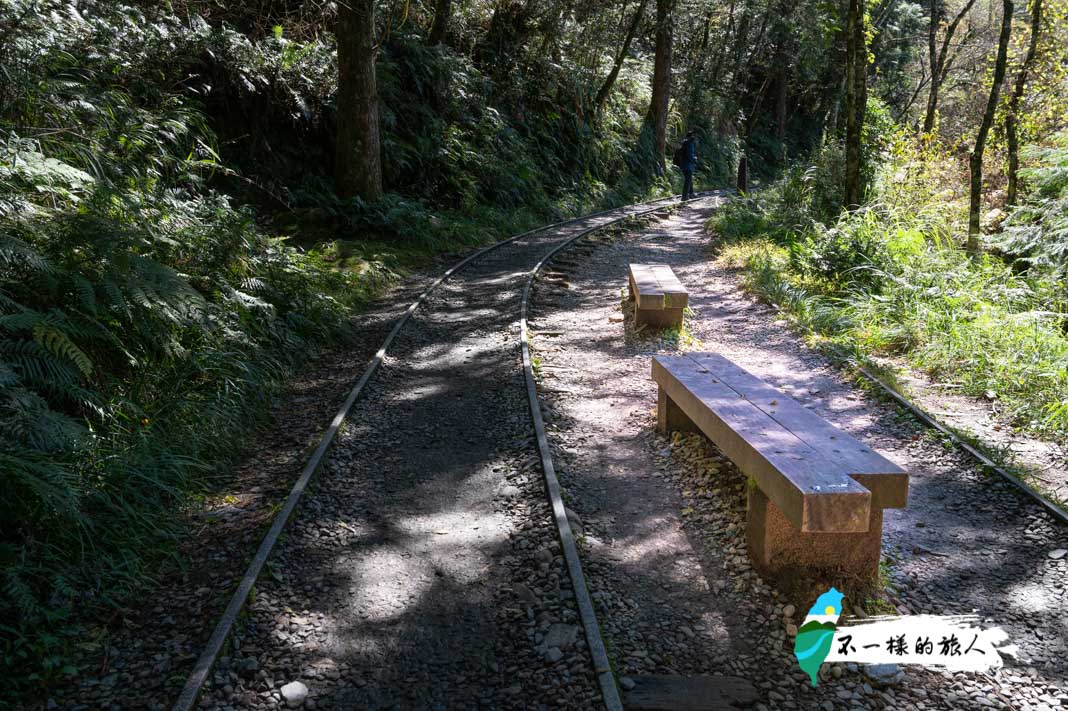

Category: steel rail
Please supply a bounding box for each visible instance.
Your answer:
[519,191,726,710]
[172,192,696,711]
[830,348,1068,526]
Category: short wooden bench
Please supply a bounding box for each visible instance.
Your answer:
[652,352,908,581]
[627,264,688,328]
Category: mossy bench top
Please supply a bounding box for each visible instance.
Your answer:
[628,263,688,310]
[653,352,908,533]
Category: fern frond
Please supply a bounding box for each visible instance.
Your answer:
[31,323,92,377]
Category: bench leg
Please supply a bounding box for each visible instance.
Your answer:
[635,307,685,329]
[657,386,700,435]
[746,487,883,582]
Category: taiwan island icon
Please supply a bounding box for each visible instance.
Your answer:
[793,587,844,686]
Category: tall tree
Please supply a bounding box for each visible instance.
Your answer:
[1006,0,1044,205]
[967,0,1014,253]
[645,0,674,173]
[844,0,868,208]
[594,0,648,113]
[923,0,980,133]
[336,0,383,201]
[428,0,451,45]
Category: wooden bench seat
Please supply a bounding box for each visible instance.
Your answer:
[651,352,908,581]
[627,264,688,328]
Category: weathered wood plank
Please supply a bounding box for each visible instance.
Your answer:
[623,674,759,711]
[687,353,908,509]
[628,264,689,311]
[652,356,872,533]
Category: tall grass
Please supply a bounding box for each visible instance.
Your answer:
[709,131,1068,441]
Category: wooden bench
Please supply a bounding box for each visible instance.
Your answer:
[627,264,688,328]
[651,352,908,581]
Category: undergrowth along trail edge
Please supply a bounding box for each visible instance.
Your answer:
[829,347,1068,526]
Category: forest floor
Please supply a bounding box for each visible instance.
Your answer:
[530,195,1067,711]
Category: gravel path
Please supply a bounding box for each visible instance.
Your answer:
[53,275,433,711]
[185,202,677,710]
[49,200,665,711]
[890,364,1068,506]
[530,195,1067,711]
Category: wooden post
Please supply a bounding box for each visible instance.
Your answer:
[737,153,748,193]
[746,487,883,582]
[657,387,700,435]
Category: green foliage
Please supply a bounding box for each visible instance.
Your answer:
[0,1,370,694]
[992,132,1068,274]
[712,132,1068,443]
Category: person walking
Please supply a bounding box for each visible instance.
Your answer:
[674,129,697,200]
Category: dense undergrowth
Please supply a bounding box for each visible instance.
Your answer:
[709,128,1068,444]
[0,0,744,697]
[0,2,381,692]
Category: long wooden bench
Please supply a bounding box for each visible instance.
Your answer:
[627,264,688,328]
[652,352,908,581]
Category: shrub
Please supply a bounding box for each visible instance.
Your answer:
[0,1,369,692]
[709,126,1068,443]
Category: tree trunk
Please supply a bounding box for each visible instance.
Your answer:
[705,0,736,96]
[967,0,1014,253]
[923,0,979,133]
[594,0,647,112]
[923,0,940,133]
[775,61,788,139]
[645,0,674,174]
[428,0,451,45]
[1006,0,1044,206]
[819,0,848,145]
[683,7,714,124]
[336,0,383,201]
[844,0,867,209]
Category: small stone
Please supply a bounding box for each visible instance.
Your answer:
[237,658,260,675]
[500,485,521,498]
[513,583,538,606]
[782,604,796,618]
[786,624,798,637]
[564,507,583,529]
[864,664,900,686]
[620,677,636,691]
[831,666,843,679]
[280,681,308,708]
[1049,549,1067,560]
[820,701,834,711]
[544,647,564,663]
[543,623,579,650]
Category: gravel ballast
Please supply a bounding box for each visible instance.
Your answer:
[529,195,1067,711]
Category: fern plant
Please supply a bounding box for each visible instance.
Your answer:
[993,132,1068,274]
[0,1,366,695]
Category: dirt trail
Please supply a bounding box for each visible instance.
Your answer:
[531,195,1067,710]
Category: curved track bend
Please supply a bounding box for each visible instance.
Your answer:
[178,195,701,711]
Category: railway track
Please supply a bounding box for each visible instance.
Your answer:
[176,193,716,711]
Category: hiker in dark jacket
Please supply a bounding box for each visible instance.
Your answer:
[680,130,697,200]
